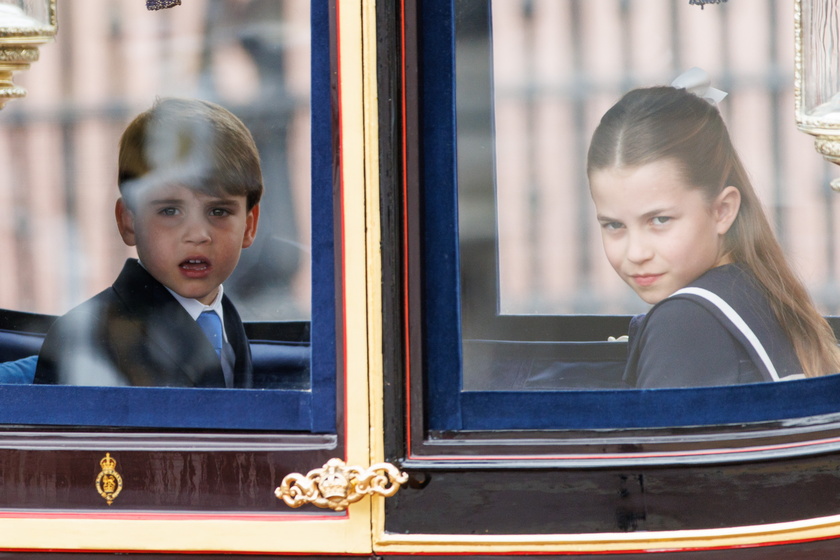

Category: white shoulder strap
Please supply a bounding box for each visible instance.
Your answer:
[672,287,803,382]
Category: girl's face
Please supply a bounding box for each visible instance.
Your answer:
[589,159,740,304]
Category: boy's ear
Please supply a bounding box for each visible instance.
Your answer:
[241,203,260,249]
[115,197,137,247]
[714,186,741,236]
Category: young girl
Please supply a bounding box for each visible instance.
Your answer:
[587,74,840,388]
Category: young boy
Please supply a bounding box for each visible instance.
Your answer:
[34,98,262,387]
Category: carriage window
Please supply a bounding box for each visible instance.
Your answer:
[0,0,336,432]
[418,0,840,432]
[2,0,311,321]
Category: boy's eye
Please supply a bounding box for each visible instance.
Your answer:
[651,216,672,226]
[159,207,179,216]
[601,221,624,231]
[209,208,231,217]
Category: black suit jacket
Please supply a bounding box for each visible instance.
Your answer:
[34,259,253,387]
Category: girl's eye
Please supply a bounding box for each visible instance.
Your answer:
[601,221,624,231]
[651,216,671,226]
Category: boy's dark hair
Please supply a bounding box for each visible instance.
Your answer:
[118,98,263,210]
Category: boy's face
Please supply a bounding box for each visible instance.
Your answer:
[115,183,259,305]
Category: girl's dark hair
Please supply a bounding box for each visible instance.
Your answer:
[587,86,840,378]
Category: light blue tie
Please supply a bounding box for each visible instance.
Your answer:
[196,310,223,358]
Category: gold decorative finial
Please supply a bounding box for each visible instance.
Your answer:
[0,0,57,108]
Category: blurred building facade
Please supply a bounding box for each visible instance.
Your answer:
[485,0,840,316]
[2,0,838,323]
[0,0,311,321]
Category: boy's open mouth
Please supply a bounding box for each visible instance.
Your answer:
[180,258,210,271]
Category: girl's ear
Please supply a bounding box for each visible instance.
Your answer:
[714,186,741,235]
[115,197,137,247]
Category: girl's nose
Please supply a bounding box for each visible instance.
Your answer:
[626,233,653,264]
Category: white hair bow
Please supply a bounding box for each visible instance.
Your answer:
[671,67,727,104]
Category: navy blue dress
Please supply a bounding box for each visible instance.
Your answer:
[623,264,802,388]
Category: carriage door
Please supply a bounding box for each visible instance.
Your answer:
[367,1,840,558]
[0,0,382,554]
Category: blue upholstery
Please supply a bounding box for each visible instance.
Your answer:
[0,329,41,383]
[0,329,310,390]
[0,384,312,431]
[0,330,43,362]
[421,0,463,429]
[0,355,36,384]
[308,0,337,433]
[459,372,840,430]
[250,340,310,389]
[0,330,313,430]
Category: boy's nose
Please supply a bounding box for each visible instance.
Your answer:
[183,218,211,244]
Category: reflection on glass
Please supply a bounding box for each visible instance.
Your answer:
[455,0,840,317]
[0,0,311,322]
[0,0,52,27]
[800,0,840,125]
[455,0,840,391]
[33,98,263,387]
[795,0,840,192]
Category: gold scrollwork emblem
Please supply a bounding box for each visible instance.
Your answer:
[275,458,408,511]
[95,453,123,505]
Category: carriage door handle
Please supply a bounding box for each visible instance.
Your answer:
[275,458,408,511]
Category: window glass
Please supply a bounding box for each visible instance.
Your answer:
[421,0,840,431]
[0,0,335,432]
[0,0,311,322]
[472,0,838,318]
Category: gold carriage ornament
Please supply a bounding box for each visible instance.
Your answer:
[0,0,57,108]
[275,458,408,511]
[794,0,840,191]
[95,453,124,506]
